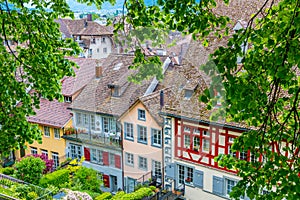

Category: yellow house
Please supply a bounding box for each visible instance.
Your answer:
[15,58,98,169]
[15,98,73,169]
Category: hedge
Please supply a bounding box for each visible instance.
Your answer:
[39,169,70,188]
[95,192,112,200]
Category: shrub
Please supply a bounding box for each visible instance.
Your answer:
[32,154,54,174]
[0,179,15,187]
[112,191,125,199]
[63,189,93,200]
[14,156,46,184]
[80,190,102,199]
[73,166,102,192]
[120,187,153,200]
[1,167,15,175]
[39,169,70,188]
[95,192,112,200]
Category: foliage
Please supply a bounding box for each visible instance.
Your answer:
[109,0,300,199]
[0,186,17,198]
[66,157,85,174]
[31,154,54,174]
[62,189,93,200]
[11,184,52,200]
[0,167,15,175]
[0,178,15,187]
[73,166,102,192]
[95,192,112,200]
[79,190,102,199]
[112,191,125,199]
[14,156,45,184]
[0,0,82,157]
[39,169,70,188]
[115,187,154,200]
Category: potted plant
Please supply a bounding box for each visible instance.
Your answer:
[185,177,191,183]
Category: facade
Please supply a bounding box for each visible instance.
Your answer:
[56,16,114,59]
[119,89,173,193]
[64,53,171,192]
[15,58,98,169]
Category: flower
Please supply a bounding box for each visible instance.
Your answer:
[185,177,191,182]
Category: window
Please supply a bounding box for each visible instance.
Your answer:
[138,109,146,121]
[184,135,190,148]
[184,89,193,99]
[89,49,93,55]
[124,122,133,140]
[103,117,116,133]
[83,114,88,128]
[54,128,60,139]
[103,47,107,53]
[91,149,103,164]
[193,136,200,151]
[125,152,134,166]
[76,113,82,126]
[91,115,95,130]
[152,160,162,180]
[91,38,96,44]
[64,96,72,103]
[97,48,99,53]
[102,37,106,43]
[112,87,119,97]
[151,129,161,147]
[109,153,115,166]
[52,152,59,169]
[70,143,82,159]
[178,164,194,185]
[138,157,147,171]
[178,165,185,184]
[183,126,190,133]
[250,153,256,162]
[30,147,37,155]
[202,138,210,152]
[41,149,48,158]
[225,179,237,197]
[187,167,193,183]
[203,130,210,136]
[44,126,50,137]
[228,145,236,157]
[240,151,248,160]
[193,129,200,134]
[229,137,235,143]
[137,125,147,144]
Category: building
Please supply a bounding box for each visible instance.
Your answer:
[119,88,173,193]
[64,53,171,192]
[15,58,98,169]
[56,15,114,59]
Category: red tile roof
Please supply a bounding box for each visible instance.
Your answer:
[62,57,100,97]
[27,98,72,128]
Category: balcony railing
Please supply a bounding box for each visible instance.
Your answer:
[62,129,122,149]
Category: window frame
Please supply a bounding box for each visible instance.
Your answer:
[125,152,134,166]
[70,143,82,160]
[52,152,59,169]
[44,126,50,137]
[30,147,38,155]
[54,128,60,139]
[138,109,146,121]
[137,125,147,144]
[124,122,134,141]
[138,156,148,171]
[151,128,162,147]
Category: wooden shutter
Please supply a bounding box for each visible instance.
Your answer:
[212,176,224,196]
[103,174,110,187]
[165,163,175,179]
[193,170,203,188]
[84,147,90,161]
[103,152,109,166]
[115,155,121,169]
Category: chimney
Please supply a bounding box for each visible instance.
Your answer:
[87,14,92,21]
[160,90,164,109]
[95,66,102,78]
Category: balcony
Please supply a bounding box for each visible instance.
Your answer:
[62,129,122,149]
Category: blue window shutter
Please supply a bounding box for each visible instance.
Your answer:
[213,176,224,196]
[193,170,203,188]
[165,163,175,179]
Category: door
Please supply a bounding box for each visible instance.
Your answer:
[111,175,118,192]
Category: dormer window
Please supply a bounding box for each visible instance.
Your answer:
[184,89,193,99]
[64,96,72,103]
[112,86,119,97]
[233,20,248,64]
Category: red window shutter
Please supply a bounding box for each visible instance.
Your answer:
[103,174,110,187]
[103,152,109,166]
[115,155,121,169]
[84,147,90,161]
